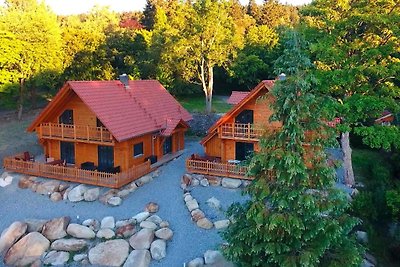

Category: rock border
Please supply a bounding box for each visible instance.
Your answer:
[186,249,234,267]
[0,204,172,267]
[15,169,160,207]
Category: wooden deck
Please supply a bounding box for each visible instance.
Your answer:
[186,159,252,180]
[38,122,114,145]
[219,123,264,141]
[3,156,151,188]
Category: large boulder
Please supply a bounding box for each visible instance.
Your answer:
[88,239,129,267]
[24,219,47,233]
[50,192,62,202]
[123,249,151,267]
[96,228,115,239]
[101,216,115,229]
[67,184,88,202]
[204,250,233,266]
[197,218,213,230]
[4,232,50,266]
[191,209,206,222]
[116,224,135,238]
[35,181,60,195]
[108,196,122,206]
[67,224,95,239]
[214,219,230,229]
[186,199,199,212]
[140,221,157,230]
[155,228,173,240]
[135,175,153,187]
[221,178,242,189]
[42,250,69,266]
[42,216,70,241]
[187,257,205,267]
[82,218,100,231]
[0,172,13,187]
[0,221,27,255]
[150,239,166,260]
[83,187,100,202]
[129,228,154,250]
[50,238,87,252]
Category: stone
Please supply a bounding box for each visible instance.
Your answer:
[115,219,131,228]
[356,231,368,244]
[30,181,40,192]
[82,219,100,231]
[83,187,100,202]
[99,189,118,204]
[140,221,157,230]
[116,224,136,238]
[50,238,87,252]
[206,197,221,210]
[97,228,115,239]
[129,228,154,250]
[88,239,129,267]
[155,228,173,240]
[67,224,95,239]
[221,178,242,189]
[117,189,131,198]
[191,179,200,186]
[132,211,150,223]
[182,174,192,186]
[146,215,162,225]
[63,186,72,200]
[159,221,169,228]
[135,175,153,187]
[214,219,230,229]
[24,219,47,233]
[35,181,60,195]
[191,209,205,222]
[186,199,199,212]
[42,216,70,240]
[123,249,151,267]
[43,250,69,265]
[18,176,33,189]
[197,218,213,229]
[200,179,209,187]
[204,250,225,265]
[150,239,166,260]
[124,182,138,193]
[58,183,70,192]
[101,216,115,229]
[0,173,13,187]
[184,194,193,202]
[0,221,27,255]
[193,174,205,180]
[207,176,221,186]
[50,192,62,202]
[4,232,50,266]
[187,257,205,267]
[108,196,122,206]
[73,253,87,262]
[145,202,159,213]
[68,184,88,202]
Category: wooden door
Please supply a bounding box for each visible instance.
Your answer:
[163,136,172,155]
[98,145,114,172]
[60,141,75,164]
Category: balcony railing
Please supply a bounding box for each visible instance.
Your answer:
[186,159,251,179]
[219,123,265,141]
[3,155,151,189]
[38,122,113,145]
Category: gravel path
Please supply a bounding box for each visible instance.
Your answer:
[0,140,245,266]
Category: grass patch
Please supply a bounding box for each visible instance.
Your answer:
[177,95,231,114]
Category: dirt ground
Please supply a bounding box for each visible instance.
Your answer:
[0,109,43,170]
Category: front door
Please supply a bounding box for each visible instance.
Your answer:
[163,136,172,155]
[98,146,114,172]
[235,142,254,161]
[60,141,75,164]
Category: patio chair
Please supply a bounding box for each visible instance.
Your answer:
[23,151,34,162]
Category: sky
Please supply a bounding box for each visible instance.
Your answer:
[14,0,313,15]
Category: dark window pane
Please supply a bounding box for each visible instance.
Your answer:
[59,109,73,124]
[134,142,144,157]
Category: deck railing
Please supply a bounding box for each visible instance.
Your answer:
[38,123,113,145]
[220,123,265,141]
[186,159,251,180]
[3,156,151,188]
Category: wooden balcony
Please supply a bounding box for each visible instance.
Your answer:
[3,155,151,189]
[186,159,251,180]
[37,122,113,145]
[219,123,265,141]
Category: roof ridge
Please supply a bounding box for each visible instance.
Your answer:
[131,94,160,129]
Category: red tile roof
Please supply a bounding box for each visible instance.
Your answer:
[161,118,189,137]
[29,80,192,142]
[227,91,250,105]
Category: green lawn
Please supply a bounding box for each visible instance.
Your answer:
[177,95,231,113]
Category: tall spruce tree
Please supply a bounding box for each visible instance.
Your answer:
[222,30,363,266]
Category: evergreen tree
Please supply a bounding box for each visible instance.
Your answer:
[222,30,363,267]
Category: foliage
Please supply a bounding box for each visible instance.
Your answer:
[222,30,363,267]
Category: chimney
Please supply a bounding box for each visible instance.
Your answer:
[119,74,129,89]
[278,73,286,81]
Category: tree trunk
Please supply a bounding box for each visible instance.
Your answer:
[205,65,214,114]
[17,78,25,121]
[30,86,37,109]
[341,131,355,186]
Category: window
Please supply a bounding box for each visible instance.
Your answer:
[59,109,73,124]
[235,109,253,124]
[133,142,144,157]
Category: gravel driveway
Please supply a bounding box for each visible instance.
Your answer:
[0,140,245,266]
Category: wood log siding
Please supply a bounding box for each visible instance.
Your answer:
[38,122,113,145]
[3,156,151,188]
[186,159,252,180]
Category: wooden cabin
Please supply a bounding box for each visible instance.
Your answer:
[4,78,192,188]
[186,80,280,179]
